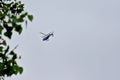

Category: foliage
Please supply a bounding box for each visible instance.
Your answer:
[0,0,33,79]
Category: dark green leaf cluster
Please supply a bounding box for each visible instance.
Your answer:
[0,45,23,77]
[0,0,33,79]
[0,0,33,38]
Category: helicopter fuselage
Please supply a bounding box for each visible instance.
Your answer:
[42,33,53,41]
[43,35,50,41]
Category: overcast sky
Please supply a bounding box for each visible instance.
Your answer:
[6,0,120,80]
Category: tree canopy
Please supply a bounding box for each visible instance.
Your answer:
[0,0,33,79]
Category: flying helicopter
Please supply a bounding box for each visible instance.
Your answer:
[40,32,54,41]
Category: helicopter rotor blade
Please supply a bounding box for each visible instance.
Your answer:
[40,32,47,36]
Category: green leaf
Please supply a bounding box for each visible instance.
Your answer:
[18,3,24,9]
[4,23,13,32]
[4,31,12,39]
[0,46,3,52]
[10,51,17,60]
[18,67,23,74]
[0,53,4,58]
[11,15,17,23]
[7,66,14,76]
[12,65,19,74]
[15,25,22,34]
[2,40,7,46]
[20,12,28,19]
[16,9,23,14]
[5,46,9,54]
[0,25,3,34]
[27,15,33,21]
[17,17,24,22]
[9,50,13,54]
[12,54,17,60]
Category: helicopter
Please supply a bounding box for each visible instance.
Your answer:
[40,32,54,41]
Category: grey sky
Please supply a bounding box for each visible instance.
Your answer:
[6,0,120,80]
